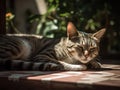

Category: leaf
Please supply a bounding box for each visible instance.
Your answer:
[27,15,41,23]
[60,12,70,17]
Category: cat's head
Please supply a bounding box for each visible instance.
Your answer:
[66,22,106,64]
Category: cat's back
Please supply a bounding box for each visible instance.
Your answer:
[0,34,35,60]
[0,34,61,60]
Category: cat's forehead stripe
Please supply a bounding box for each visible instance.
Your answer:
[79,32,97,47]
[80,33,88,45]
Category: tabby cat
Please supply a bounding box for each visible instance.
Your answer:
[0,22,106,71]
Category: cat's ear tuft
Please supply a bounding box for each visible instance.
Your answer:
[92,28,106,40]
[67,22,78,38]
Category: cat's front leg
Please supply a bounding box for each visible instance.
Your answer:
[59,61,87,71]
[88,60,102,69]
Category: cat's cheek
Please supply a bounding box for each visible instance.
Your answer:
[68,50,80,59]
[70,51,87,63]
[72,52,82,62]
[91,52,98,58]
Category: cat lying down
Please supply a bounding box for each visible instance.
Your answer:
[0,22,106,71]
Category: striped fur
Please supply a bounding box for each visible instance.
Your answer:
[0,22,106,71]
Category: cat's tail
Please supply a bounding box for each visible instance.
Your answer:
[0,59,63,71]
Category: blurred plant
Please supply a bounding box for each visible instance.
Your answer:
[26,0,120,52]
[6,0,120,53]
[6,12,21,33]
[27,0,68,38]
[28,0,111,37]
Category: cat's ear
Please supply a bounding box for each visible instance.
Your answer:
[92,28,106,40]
[67,22,78,38]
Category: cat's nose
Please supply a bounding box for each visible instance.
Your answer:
[84,50,89,57]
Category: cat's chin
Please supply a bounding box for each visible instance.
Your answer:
[80,60,90,64]
[79,58,92,64]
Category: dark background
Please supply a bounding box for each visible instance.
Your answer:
[1,0,120,60]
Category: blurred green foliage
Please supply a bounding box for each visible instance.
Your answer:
[28,0,110,37]
[6,0,120,53]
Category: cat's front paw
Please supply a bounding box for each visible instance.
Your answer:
[89,61,102,69]
[94,62,102,69]
[59,61,87,71]
[79,65,87,70]
[63,64,87,71]
[70,64,87,71]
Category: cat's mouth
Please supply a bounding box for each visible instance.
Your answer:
[80,60,90,64]
[79,57,92,64]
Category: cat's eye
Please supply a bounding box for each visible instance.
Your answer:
[71,36,79,42]
[90,48,96,52]
[67,45,74,48]
[77,46,83,51]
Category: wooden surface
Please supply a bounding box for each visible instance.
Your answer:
[0,63,120,90]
